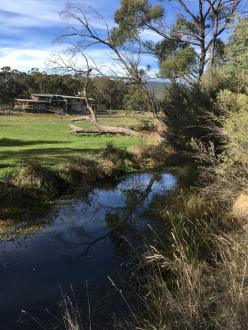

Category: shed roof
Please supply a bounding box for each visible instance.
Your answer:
[15,99,50,103]
[32,94,95,101]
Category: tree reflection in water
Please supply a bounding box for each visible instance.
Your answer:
[57,173,175,259]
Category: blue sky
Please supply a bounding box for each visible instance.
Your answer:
[0,0,123,71]
[0,0,234,73]
[0,0,186,73]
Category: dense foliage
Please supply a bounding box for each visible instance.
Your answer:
[111,0,243,79]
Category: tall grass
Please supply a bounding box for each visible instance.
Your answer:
[131,189,248,329]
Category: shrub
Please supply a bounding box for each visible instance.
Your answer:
[162,65,248,151]
[162,82,217,149]
[216,89,248,114]
[192,89,248,198]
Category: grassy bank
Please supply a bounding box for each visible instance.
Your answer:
[0,113,170,238]
[0,113,149,179]
[127,187,248,330]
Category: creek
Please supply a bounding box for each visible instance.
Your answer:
[0,172,177,329]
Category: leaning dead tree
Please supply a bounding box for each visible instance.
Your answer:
[58,4,159,119]
[51,52,142,136]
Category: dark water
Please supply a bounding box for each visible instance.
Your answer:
[0,172,177,329]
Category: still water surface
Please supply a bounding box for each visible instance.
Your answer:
[0,172,177,329]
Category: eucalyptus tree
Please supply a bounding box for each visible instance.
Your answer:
[112,0,244,78]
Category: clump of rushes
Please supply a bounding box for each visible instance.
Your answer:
[61,156,98,187]
[129,142,177,170]
[0,180,49,222]
[13,161,66,197]
[0,162,67,223]
[100,142,134,173]
[97,159,119,178]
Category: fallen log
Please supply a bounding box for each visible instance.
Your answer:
[69,125,105,134]
[69,123,142,136]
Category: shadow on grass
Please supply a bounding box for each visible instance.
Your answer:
[0,147,105,175]
[0,163,16,170]
[0,147,103,159]
[0,138,69,147]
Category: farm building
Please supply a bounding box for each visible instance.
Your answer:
[14,94,98,114]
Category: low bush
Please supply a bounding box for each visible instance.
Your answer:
[162,82,217,149]
[100,143,134,173]
[192,89,248,199]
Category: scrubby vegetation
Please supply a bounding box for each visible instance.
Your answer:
[1,1,248,329]
[126,16,248,330]
[131,189,248,329]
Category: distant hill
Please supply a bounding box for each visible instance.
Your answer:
[146,81,167,100]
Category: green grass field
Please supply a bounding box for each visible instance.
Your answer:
[0,113,147,179]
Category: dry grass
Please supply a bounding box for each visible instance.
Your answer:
[61,293,82,330]
[213,232,248,329]
[62,157,98,186]
[130,190,248,330]
[13,161,66,196]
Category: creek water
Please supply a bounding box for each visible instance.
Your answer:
[0,172,177,330]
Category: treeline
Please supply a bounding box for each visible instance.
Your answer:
[0,67,136,110]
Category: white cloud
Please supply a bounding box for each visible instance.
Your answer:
[0,0,159,74]
[0,46,119,73]
[0,0,115,30]
[0,0,64,26]
[0,47,52,71]
[140,29,164,43]
[0,43,159,77]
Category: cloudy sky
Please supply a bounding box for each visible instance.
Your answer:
[0,0,232,73]
[0,0,126,71]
